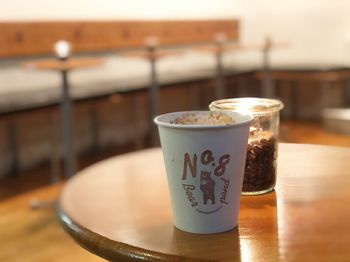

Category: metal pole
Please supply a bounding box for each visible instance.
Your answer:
[49,111,61,183]
[7,119,19,176]
[147,45,160,146]
[345,80,350,105]
[60,68,76,178]
[149,47,159,122]
[291,81,299,120]
[89,106,100,153]
[53,40,76,178]
[214,34,226,100]
[215,45,225,99]
[320,81,331,110]
[261,37,275,98]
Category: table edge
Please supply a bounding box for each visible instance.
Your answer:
[55,202,187,262]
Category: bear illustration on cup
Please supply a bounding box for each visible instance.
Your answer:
[200,171,216,204]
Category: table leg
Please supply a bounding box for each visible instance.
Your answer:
[60,70,76,178]
[345,80,350,105]
[132,95,146,150]
[236,77,247,97]
[291,81,299,120]
[320,81,330,110]
[148,51,159,146]
[89,106,100,153]
[49,111,61,183]
[7,119,19,176]
[261,76,275,98]
[261,48,275,98]
[215,50,225,99]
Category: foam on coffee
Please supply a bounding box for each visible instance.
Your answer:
[171,112,235,126]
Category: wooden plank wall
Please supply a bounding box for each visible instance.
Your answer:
[0,20,239,57]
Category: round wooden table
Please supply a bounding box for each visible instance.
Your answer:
[22,57,103,179]
[57,143,350,261]
[22,57,103,71]
[119,49,185,146]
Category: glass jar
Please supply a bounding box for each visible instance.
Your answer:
[209,98,284,195]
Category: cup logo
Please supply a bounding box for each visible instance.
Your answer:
[182,150,231,214]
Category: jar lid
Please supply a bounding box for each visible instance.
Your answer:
[209,97,284,113]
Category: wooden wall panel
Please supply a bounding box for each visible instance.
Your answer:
[0,20,239,57]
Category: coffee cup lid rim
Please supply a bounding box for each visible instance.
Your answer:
[154,110,252,129]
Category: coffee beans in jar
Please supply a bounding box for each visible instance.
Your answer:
[242,131,276,194]
[209,98,284,195]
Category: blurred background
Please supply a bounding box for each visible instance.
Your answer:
[1,0,350,198]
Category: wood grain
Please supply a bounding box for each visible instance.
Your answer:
[0,20,239,58]
[0,183,105,261]
[57,143,350,261]
[22,57,104,71]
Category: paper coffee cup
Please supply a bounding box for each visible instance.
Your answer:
[154,111,252,234]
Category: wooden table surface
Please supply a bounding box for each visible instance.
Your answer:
[193,42,289,54]
[57,143,350,261]
[0,182,104,261]
[118,49,185,60]
[22,57,104,71]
